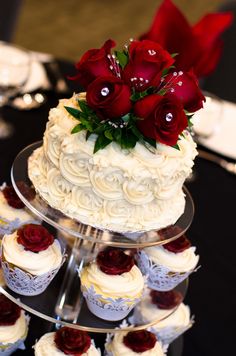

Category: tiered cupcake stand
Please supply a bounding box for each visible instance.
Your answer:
[0,141,195,354]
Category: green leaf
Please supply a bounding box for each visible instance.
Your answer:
[143,137,157,149]
[130,124,143,139]
[171,53,179,58]
[115,50,129,69]
[71,124,84,134]
[121,130,138,149]
[64,106,81,120]
[172,143,180,150]
[121,114,130,122]
[93,134,112,153]
[78,100,93,114]
[113,128,122,143]
[86,131,92,140]
[104,130,113,140]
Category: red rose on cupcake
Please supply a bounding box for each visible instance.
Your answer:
[2,185,25,209]
[17,224,54,253]
[86,76,132,119]
[123,330,157,352]
[123,40,174,91]
[55,327,91,355]
[0,294,21,326]
[97,248,134,275]
[72,39,116,89]
[134,93,188,146]
[163,234,191,253]
[150,290,183,309]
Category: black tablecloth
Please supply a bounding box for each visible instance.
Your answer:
[2,16,236,352]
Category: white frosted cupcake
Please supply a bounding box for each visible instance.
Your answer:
[132,289,192,345]
[34,327,100,355]
[105,329,165,356]
[0,294,29,355]
[0,183,39,236]
[1,224,65,296]
[137,232,199,291]
[80,248,144,321]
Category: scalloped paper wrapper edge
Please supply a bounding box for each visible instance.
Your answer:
[136,250,197,291]
[1,253,66,296]
[0,216,41,236]
[82,285,141,321]
[0,339,25,356]
[148,318,194,346]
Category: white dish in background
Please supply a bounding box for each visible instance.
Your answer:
[193,96,236,160]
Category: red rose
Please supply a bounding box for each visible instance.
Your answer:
[55,327,91,355]
[150,290,183,309]
[96,248,134,275]
[164,70,205,112]
[0,294,21,326]
[123,330,157,353]
[72,39,116,89]
[140,0,233,78]
[86,76,132,119]
[2,185,25,209]
[158,225,183,241]
[134,94,188,146]
[123,39,174,91]
[163,234,191,253]
[17,224,54,253]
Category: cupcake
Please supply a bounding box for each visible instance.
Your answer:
[0,294,29,355]
[1,224,65,296]
[80,248,144,321]
[132,289,192,345]
[34,327,100,355]
[0,183,39,236]
[105,329,165,356]
[136,232,199,291]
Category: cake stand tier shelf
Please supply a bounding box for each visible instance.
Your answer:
[0,267,188,333]
[11,141,194,248]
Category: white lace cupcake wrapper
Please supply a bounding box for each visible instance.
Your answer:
[1,254,66,296]
[82,285,140,321]
[0,337,26,355]
[136,251,195,291]
[0,216,41,236]
[148,319,194,346]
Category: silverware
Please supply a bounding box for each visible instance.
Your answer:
[198,149,236,175]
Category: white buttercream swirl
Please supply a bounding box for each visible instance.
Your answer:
[105,331,165,356]
[80,262,144,300]
[34,332,100,356]
[0,311,28,345]
[2,231,62,275]
[28,94,197,232]
[151,303,191,331]
[144,245,199,272]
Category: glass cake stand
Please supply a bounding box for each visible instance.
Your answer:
[0,141,194,337]
[10,141,195,248]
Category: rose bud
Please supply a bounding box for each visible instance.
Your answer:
[86,76,132,119]
[163,234,191,253]
[134,93,188,146]
[54,327,91,355]
[123,39,174,91]
[123,330,157,353]
[164,70,205,112]
[72,39,116,89]
[0,294,21,326]
[96,247,134,275]
[17,224,54,253]
[2,185,25,209]
[150,289,183,309]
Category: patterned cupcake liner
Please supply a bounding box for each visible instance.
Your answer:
[1,254,66,296]
[82,285,140,321]
[136,250,197,291]
[148,318,194,346]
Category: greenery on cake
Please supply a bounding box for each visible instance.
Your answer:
[67,39,205,153]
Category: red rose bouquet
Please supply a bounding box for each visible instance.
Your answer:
[68,38,205,153]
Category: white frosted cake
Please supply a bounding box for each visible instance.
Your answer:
[28,94,197,233]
